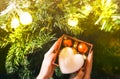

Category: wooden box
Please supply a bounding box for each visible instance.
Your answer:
[56,34,93,74]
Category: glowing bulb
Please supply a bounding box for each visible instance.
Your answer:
[11,17,20,28]
[1,24,6,29]
[85,5,92,12]
[68,18,78,26]
[20,12,32,25]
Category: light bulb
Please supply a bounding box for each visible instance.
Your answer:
[20,12,32,25]
[85,5,92,12]
[11,17,20,28]
[68,18,78,26]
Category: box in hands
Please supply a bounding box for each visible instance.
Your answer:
[55,34,93,74]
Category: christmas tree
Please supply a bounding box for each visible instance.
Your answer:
[0,0,120,79]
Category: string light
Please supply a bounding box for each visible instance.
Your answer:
[20,12,32,25]
[85,5,92,12]
[68,18,78,26]
[1,24,6,29]
[11,17,20,28]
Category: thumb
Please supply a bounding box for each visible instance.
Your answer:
[47,36,63,55]
[73,68,85,79]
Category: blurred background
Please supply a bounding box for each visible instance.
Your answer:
[0,0,120,79]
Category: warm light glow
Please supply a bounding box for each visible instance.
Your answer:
[85,5,92,12]
[11,17,20,28]
[82,5,92,16]
[20,12,32,25]
[1,24,6,29]
[68,18,78,26]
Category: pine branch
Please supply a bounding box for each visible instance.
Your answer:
[6,28,55,78]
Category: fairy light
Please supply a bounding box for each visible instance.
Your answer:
[1,24,6,29]
[85,5,92,12]
[68,18,78,27]
[19,12,32,25]
[11,17,20,28]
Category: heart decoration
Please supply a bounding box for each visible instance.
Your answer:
[59,47,84,74]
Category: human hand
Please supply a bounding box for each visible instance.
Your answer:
[70,51,93,79]
[36,37,63,79]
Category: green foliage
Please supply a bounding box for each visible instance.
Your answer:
[6,29,55,78]
[55,67,62,77]
[93,0,120,32]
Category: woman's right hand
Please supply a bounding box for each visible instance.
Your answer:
[70,51,93,79]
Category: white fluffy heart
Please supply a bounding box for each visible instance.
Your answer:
[59,47,84,74]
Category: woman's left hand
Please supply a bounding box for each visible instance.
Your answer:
[36,37,63,79]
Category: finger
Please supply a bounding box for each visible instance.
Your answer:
[48,52,59,64]
[75,68,85,79]
[85,51,93,75]
[48,63,57,78]
[52,63,59,67]
[88,51,93,63]
[47,36,63,55]
[87,51,93,68]
[78,70,85,78]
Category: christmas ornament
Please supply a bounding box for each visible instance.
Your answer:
[20,12,32,25]
[68,17,78,26]
[63,39,72,47]
[59,47,84,74]
[78,43,88,54]
[82,54,87,60]
[73,41,78,48]
[11,17,20,28]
